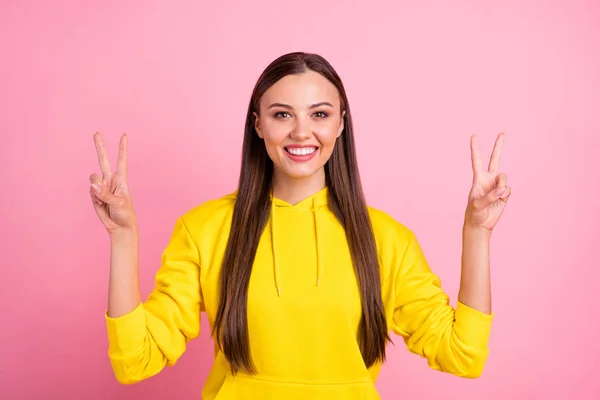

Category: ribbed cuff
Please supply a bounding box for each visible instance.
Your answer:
[454,301,494,349]
[105,303,146,356]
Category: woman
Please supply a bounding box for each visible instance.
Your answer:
[90,52,511,399]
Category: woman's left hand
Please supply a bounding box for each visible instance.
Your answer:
[464,132,512,233]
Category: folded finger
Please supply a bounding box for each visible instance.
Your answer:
[496,172,508,189]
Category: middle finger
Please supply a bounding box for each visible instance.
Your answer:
[94,132,113,179]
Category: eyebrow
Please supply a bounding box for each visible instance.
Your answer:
[267,102,335,110]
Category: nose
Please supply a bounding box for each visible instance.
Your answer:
[289,115,312,140]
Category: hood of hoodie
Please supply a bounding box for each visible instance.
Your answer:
[223,186,330,297]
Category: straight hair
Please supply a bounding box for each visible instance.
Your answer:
[212,52,390,374]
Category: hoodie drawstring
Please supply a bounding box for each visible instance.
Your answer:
[313,196,322,287]
[270,190,324,297]
[270,195,281,296]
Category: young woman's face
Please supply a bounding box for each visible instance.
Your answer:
[254,70,345,182]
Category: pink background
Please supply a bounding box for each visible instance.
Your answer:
[1,0,599,399]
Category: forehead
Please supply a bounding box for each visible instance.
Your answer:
[260,70,340,109]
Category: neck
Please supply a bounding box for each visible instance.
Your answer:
[272,168,326,205]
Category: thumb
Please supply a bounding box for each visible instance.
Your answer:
[90,183,124,208]
[90,191,114,228]
[473,186,506,210]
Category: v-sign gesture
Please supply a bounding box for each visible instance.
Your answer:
[89,132,138,236]
[464,132,512,232]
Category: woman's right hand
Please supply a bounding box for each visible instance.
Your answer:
[89,132,138,236]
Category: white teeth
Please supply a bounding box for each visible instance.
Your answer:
[287,147,316,156]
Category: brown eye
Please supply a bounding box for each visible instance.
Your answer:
[314,111,328,118]
[274,112,291,118]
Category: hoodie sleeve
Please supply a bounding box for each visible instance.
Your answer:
[105,217,203,384]
[390,231,493,378]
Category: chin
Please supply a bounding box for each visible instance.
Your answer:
[284,169,318,179]
[277,163,322,180]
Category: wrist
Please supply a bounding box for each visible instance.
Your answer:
[462,224,492,242]
[109,226,139,244]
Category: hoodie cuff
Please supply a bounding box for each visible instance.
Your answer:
[454,301,494,349]
[105,303,146,356]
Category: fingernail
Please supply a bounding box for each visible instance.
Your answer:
[495,187,506,197]
[91,183,101,193]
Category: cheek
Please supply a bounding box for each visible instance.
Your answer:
[315,122,341,148]
[261,122,289,147]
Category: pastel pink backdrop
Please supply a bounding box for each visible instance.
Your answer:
[1,0,598,399]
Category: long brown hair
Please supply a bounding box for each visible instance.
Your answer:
[212,52,390,374]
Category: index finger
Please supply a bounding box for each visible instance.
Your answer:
[116,133,128,176]
[94,132,112,178]
[487,132,505,174]
[470,134,483,179]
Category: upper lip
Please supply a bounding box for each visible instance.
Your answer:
[285,145,319,148]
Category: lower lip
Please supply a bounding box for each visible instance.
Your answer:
[285,148,319,162]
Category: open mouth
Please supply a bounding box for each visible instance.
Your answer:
[285,147,318,156]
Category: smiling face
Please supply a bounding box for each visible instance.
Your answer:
[254,70,345,189]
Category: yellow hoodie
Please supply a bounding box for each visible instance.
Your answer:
[105,187,493,399]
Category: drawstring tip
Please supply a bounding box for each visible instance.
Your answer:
[316,277,321,287]
[277,287,281,297]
